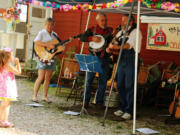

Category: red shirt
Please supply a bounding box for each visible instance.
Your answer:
[88,25,113,42]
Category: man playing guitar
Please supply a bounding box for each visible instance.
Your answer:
[107,15,142,120]
[80,12,113,109]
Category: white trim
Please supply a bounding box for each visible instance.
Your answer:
[141,16,180,24]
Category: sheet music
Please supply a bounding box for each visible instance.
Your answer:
[75,54,102,73]
[136,128,159,134]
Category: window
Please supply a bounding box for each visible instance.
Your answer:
[157,37,161,42]
[17,4,27,22]
[159,32,162,35]
[157,36,164,42]
[32,7,46,18]
[161,37,164,42]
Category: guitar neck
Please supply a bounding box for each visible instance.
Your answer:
[54,40,68,48]
[55,34,80,47]
[148,62,161,70]
[61,39,71,46]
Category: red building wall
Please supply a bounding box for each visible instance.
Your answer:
[53,10,180,67]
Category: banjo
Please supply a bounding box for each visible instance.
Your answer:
[88,35,106,53]
[88,25,121,54]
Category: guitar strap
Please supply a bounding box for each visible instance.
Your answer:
[31,41,35,68]
[100,27,112,58]
[116,24,136,46]
[52,32,62,43]
[91,26,97,56]
[128,23,136,35]
[93,26,97,36]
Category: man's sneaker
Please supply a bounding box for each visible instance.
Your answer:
[121,113,132,120]
[114,110,124,116]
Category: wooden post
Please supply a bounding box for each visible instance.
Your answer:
[13,0,17,6]
[24,3,30,65]
[55,57,65,96]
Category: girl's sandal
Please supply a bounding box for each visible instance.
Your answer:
[1,121,14,128]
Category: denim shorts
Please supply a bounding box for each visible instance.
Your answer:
[36,59,56,71]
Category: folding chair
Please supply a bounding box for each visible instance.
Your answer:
[56,57,80,104]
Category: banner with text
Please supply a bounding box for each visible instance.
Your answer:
[146,23,180,52]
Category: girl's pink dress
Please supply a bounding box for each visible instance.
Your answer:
[0,67,18,101]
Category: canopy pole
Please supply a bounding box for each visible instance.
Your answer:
[80,1,96,115]
[80,11,91,54]
[80,11,91,116]
[132,1,141,135]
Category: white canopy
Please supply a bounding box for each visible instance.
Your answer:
[92,2,180,17]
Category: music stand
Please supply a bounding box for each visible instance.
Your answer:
[75,54,102,115]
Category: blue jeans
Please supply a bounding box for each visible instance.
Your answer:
[85,57,110,104]
[116,49,135,114]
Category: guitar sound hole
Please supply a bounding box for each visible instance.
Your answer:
[49,49,57,54]
[50,49,55,53]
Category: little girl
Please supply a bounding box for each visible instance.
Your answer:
[0,48,21,128]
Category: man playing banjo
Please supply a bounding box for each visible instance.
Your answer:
[79,12,113,109]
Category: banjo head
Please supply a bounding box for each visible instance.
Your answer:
[89,35,105,52]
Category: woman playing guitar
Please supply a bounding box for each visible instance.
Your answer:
[32,18,73,103]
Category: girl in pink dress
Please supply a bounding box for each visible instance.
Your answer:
[0,48,21,128]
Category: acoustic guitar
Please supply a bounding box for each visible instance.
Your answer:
[169,71,180,119]
[169,87,180,119]
[108,24,137,56]
[109,37,129,56]
[34,34,81,64]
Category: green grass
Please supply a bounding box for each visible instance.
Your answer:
[22,79,74,96]
[116,124,123,130]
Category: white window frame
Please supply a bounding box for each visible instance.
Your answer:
[161,37,164,42]
[141,16,180,24]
